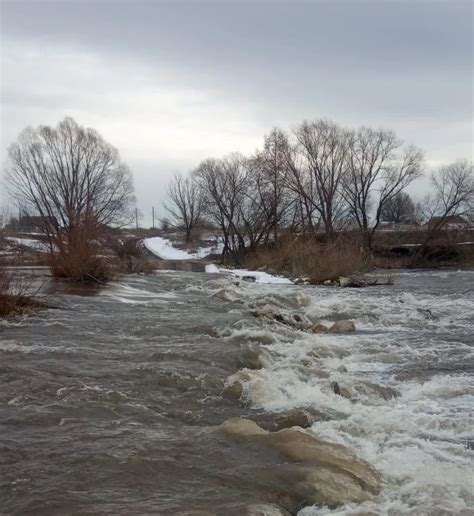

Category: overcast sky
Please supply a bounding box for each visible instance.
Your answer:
[1,0,472,221]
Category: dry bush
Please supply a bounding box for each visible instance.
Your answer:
[50,229,157,281]
[49,233,113,283]
[0,270,45,317]
[242,234,369,283]
[50,253,112,283]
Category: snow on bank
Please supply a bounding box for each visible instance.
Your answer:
[6,237,50,252]
[143,237,292,285]
[143,236,223,260]
[205,263,292,284]
[144,236,292,284]
[144,237,194,260]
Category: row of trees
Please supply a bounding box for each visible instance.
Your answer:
[3,116,473,277]
[166,119,472,258]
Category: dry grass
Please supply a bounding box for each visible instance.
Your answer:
[0,270,46,317]
[241,234,370,283]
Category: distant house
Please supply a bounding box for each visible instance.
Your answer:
[426,215,469,231]
[18,215,58,233]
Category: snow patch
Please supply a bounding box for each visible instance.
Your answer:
[144,236,291,284]
[207,266,292,284]
[6,237,50,252]
[143,236,222,260]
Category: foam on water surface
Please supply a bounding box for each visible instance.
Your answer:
[222,270,474,514]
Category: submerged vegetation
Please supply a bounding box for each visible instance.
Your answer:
[0,270,46,317]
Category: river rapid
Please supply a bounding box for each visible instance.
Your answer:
[1,269,473,515]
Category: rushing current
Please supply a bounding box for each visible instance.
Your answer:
[1,268,473,515]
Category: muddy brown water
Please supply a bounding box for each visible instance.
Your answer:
[1,268,473,515]
[0,271,299,514]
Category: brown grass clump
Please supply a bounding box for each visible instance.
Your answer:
[0,270,46,317]
[241,234,370,283]
[307,244,370,283]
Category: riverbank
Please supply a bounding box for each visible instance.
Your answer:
[141,230,474,285]
[3,228,473,286]
[237,232,474,285]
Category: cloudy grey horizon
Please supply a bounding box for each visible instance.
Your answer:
[1,0,472,225]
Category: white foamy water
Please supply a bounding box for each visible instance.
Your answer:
[222,270,474,515]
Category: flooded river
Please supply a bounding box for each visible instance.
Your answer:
[1,269,473,514]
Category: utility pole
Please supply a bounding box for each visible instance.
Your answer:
[135,208,139,230]
[152,206,155,229]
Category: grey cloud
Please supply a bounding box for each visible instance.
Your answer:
[1,0,472,214]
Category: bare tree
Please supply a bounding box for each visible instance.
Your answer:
[251,128,293,241]
[165,172,203,242]
[6,117,135,278]
[380,191,416,223]
[423,160,473,233]
[281,134,320,233]
[0,204,10,230]
[195,153,280,262]
[294,120,349,238]
[342,127,423,248]
[195,155,247,260]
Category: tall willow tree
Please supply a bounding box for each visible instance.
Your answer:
[6,117,135,280]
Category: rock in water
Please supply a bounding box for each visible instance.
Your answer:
[329,320,356,333]
[241,504,290,515]
[251,306,313,330]
[253,408,331,432]
[221,418,381,507]
[331,381,352,399]
[214,289,240,302]
[269,409,311,431]
[222,381,244,400]
[331,380,399,401]
[338,276,369,288]
[310,323,328,333]
[338,276,352,287]
[237,343,272,370]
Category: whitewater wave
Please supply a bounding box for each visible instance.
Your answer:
[218,270,474,515]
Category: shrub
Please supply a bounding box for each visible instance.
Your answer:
[0,270,45,317]
[49,232,113,283]
[49,251,112,283]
